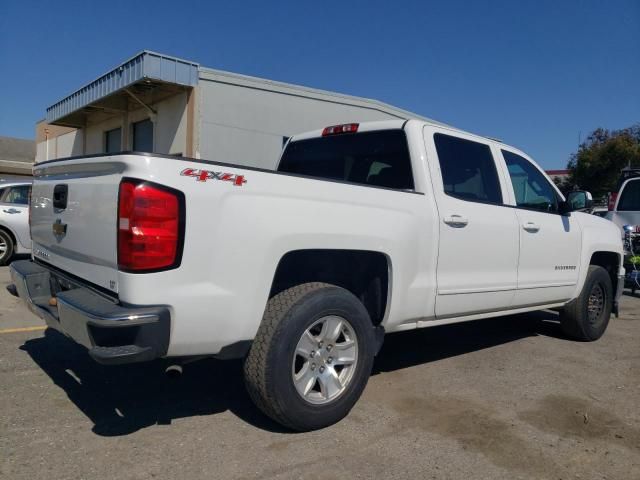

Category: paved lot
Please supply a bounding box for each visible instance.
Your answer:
[0,265,638,480]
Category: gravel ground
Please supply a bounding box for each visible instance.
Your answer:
[0,265,638,480]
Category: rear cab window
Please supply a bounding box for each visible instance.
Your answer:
[278,130,414,190]
[618,179,640,211]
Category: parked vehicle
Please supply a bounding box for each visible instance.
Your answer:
[606,168,640,230]
[605,168,640,292]
[10,120,624,431]
[591,206,609,217]
[0,180,32,265]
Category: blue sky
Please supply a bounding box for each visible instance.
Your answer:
[0,0,638,169]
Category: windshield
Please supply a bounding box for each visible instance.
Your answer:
[278,130,414,190]
[618,179,640,211]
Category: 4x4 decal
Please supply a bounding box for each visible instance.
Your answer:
[181,168,247,186]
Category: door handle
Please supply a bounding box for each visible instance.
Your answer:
[2,208,20,214]
[523,222,540,233]
[443,215,469,227]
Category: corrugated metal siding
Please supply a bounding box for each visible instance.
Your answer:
[46,51,198,124]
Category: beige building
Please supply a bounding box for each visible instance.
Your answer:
[0,136,35,177]
[37,51,431,169]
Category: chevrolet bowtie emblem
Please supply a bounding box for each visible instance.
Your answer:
[52,219,67,236]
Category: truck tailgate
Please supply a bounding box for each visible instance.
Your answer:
[31,160,122,293]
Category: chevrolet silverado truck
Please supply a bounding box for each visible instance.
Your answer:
[10,119,624,431]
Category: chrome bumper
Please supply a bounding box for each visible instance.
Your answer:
[9,260,170,365]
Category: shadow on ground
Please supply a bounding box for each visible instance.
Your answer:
[20,309,566,436]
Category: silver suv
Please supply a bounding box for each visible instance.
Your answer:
[0,181,32,265]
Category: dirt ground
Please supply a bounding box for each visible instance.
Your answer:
[0,265,638,480]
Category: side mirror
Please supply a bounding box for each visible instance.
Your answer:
[566,190,594,212]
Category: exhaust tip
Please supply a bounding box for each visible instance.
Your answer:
[165,364,183,379]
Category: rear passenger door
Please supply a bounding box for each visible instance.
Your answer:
[424,127,520,318]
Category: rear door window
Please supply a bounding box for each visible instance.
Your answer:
[278,130,414,190]
[618,179,640,211]
[1,185,31,205]
[433,133,503,204]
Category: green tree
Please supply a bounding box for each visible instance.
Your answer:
[568,125,640,197]
[552,175,575,195]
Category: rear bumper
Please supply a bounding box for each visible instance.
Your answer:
[9,260,170,365]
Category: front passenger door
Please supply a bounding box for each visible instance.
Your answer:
[500,149,581,306]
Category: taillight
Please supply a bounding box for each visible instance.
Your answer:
[118,179,183,272]
[322,123,359,136]
[608,192,618,211]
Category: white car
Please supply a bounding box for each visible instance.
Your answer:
[10,119,624,431]
[0,181,32,265]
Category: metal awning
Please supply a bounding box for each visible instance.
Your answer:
[46,51,199,127]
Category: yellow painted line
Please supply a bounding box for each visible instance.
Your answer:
[0,326,47,334]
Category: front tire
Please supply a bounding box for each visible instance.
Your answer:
[0,230,15,266]
[560,265,613,341]
[244,282,375,431]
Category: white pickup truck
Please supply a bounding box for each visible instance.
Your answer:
[10,119,624,431]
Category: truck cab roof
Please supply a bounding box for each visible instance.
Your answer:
[288,119,503,147]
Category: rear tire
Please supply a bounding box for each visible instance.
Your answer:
[0,230,15,266]
[243,282,375,431]
[560,265,612,341]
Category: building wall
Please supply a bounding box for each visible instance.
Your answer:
[0,135,36,175]
[35,122,82,162]
[197,76,405,169]
[36,91,189,162]
[37,64,423,169]
[85,116,121,154]
[155,91,188,155]
[36,130,83,161]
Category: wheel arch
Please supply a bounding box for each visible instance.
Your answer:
[0,224,17,247]
[268,249,392,326]
[589,251,621,294]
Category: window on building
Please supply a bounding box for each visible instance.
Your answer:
[132,119,154,152]
[434,133,502,204]
[503,150,559,213]
[278,130,414,190]
[105,128,122,154]
[1,185,31,205]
